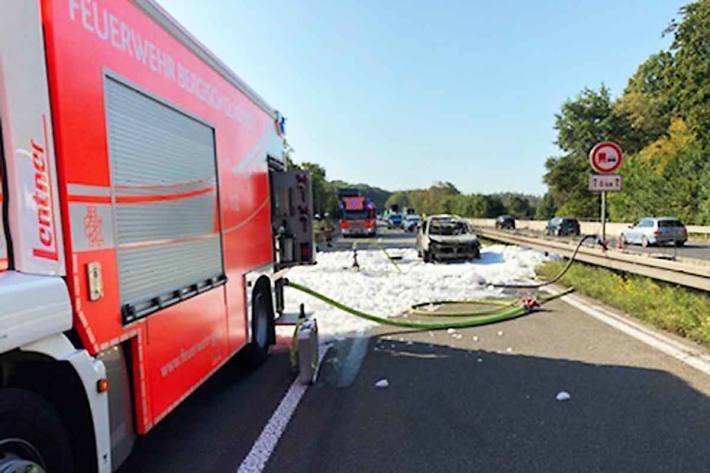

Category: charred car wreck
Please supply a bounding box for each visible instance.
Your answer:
[416,215,481,262]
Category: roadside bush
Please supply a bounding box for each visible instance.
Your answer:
[536,261,710,347]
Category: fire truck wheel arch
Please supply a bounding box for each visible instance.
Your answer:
[0,387,74,471]
[16,334,112,472]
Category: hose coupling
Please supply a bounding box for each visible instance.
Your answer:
[520,297,540,312]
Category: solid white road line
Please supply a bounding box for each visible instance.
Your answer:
[544,287,710,376]
[237,348,328,473]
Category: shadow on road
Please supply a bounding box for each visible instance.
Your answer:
[268,337,710,473]
[476,250,505,265]
[117,349,295,473]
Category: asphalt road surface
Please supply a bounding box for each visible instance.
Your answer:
[322,225,417,252]
[493,228,710,261]
[607,236,710,261]
[118,229,710,473]
[266,296,710,473]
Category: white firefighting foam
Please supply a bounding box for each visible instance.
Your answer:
[284,245,551,342]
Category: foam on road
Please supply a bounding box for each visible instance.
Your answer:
[284,245,551,341]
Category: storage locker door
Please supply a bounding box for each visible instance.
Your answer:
[104,77,224,323]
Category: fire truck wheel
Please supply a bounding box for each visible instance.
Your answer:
[245,288,272,366]
[0,388,74,473]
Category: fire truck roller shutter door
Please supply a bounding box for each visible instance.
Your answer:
[104,77,224,323]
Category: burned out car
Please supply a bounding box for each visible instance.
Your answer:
[416,215,481,262]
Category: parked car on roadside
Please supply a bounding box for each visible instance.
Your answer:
[495,214,516,230]
[416,215,481,262]
[403,214,422,232]
[545,217,580,237]
[620,217,688,247]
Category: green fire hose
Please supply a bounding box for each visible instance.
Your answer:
[352,238,402,272]
[284,279,574,330]
[286,234,601,330]
[408,298,517,317]
[491,234,600,289]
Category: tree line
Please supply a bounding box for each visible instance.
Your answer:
[290,160,544,220]
[384,183,543,219]
[290,1,709,224]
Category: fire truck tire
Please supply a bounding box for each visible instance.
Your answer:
[245,288,272,366]
[0,388,74,473]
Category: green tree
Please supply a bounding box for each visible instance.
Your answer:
[385,192,411,210]
[283,140,298,170]
[544,85,632,219]
[606,156,663,222]
[554,85,631,154]
[502,194,532,218]
[666,0,710,144]
[615,52,674,152]
[535,192,556,220]
[300,162,328,216]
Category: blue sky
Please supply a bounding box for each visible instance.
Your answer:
[160,0,685,195]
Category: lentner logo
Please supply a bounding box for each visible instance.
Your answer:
[17,116,59,261]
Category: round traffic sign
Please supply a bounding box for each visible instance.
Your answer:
[589,141,623,174]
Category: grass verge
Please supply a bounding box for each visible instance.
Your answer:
[478,236,497,247]
[536,260,710,348]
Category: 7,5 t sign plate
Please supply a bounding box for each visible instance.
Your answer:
[589,174,622,192]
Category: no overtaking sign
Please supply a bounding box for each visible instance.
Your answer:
[589,140,624,242]
[589,141,623,174]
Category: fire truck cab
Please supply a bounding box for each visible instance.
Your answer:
[336,189,376,238]
[0,1,313,471]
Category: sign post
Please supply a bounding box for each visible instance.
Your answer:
[601,191,606,242]
[589,141,624,242]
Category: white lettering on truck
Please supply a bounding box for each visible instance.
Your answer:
[67,0,252,127]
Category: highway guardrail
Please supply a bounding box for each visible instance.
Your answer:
[468,218,710,238]
[474,227,710,292]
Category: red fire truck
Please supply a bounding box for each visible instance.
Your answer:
[0,1,314,471]
[337,189,376,238]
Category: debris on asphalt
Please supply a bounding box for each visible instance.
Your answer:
[375,379,389,388]
[556,391,571,401]
[406,340,414,346]
[477,358,483,363]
